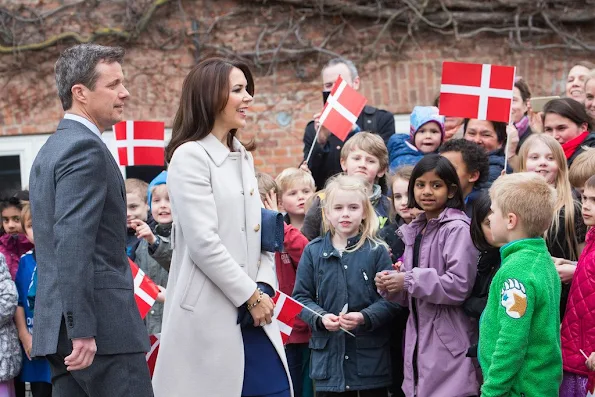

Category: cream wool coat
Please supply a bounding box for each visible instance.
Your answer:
[152,134,292,397]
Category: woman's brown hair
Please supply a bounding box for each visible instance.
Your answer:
[166,57,255,162]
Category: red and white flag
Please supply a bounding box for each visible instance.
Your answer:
[146,334,160,378]
[319,75,367,141]
[113,121,165,166]
[439,62,516,123]
[129,258,160,319]
[272,290,305,344]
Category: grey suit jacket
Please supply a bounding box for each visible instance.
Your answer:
[29,119,150,357]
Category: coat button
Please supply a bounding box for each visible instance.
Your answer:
[344,265,348,269]
[323,253,328,257]
[346,386,350,390]
[254,224,260,232]
[345,355,349,360]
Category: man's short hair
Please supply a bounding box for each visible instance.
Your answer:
[439,139,490,186]
[55,44,125,111]
[125,178,149,203]
[322,58,359,80]
[255,172,279,202]
[489,172,556,238]
[340,132,389,172]
[275,168,315,195]
[569,147,595,188]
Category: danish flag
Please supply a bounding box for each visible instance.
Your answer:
[439,62,516,123]
[146,334,160,378]
[129,258,160,319]
[272,290,305,344]
[113,121,165,166]
[319,75,368,141]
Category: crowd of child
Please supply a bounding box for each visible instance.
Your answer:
[2,73,595,397]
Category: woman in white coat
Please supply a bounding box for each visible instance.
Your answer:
[152,58,292,397]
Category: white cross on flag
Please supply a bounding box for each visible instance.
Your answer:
[272,290,305,344]
[319,75,368,141]
[113,121,165,166]
[439,62,516,123]
[128,258,160,319]
[146,333,160,378]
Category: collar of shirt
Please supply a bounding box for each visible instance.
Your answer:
[63,113,102,137]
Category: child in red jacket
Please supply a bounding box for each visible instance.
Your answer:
[560,174,595,396]
[0,196,33,281]
[257,168,315,397]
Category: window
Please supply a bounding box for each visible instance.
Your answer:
[0,155,22,197]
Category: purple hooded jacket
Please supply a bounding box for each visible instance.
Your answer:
[390,208,479,397]
[0,233,33,280]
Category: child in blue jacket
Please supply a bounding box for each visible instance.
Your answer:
[293,174,401,396]
[388,106,445,172]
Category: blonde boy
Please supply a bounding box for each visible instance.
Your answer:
[480,172,562,396]
[302,132,390,240]
[569,147,595,195]
[275,168,315,231]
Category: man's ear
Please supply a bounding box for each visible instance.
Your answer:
[376,167,387,179]
[469,170,480,184]
[71,84,89,105]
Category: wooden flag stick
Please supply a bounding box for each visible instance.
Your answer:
[304,122,323,166]
[504,68,517,173]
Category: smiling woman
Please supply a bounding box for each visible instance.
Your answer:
[542,98,595,167]
[153,58,292,397]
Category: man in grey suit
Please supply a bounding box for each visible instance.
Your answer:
[29,44,153,396]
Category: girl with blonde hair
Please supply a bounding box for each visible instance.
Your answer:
[518,133,587,319]
[293,174,400,397]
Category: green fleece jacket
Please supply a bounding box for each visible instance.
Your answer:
[479,238,562,397]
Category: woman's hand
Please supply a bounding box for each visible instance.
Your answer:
[247,289,275,327]
[527,102,544,133]
[506,124,520,156]
[339,312,364,331]
[322,313,340,332]
[555,262,577,284]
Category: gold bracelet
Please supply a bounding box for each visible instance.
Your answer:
[246,288,263,311]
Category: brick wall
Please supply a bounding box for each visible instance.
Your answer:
[0,0,587,177]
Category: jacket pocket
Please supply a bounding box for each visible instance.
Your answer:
[309,335,331,380]
[180,264,207,311]
[355,335,390,377]
[434,310,467,357]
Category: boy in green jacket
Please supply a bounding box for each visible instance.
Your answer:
[480,172,562,396]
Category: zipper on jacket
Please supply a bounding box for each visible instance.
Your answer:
[360,268,374,302]
[411,233,423,391]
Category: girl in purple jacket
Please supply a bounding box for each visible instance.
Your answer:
[376,154,479,397]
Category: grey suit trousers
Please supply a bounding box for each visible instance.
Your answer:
[46,322,153,397]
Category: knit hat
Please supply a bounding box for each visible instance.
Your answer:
[409,106,446,142]
[147,171,168,209]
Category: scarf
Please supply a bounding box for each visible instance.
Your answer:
[514,115,530,137]
[562,131,589,160]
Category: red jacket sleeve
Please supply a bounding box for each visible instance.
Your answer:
[283,223,309,270]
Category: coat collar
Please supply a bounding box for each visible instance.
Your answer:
[399,207,469,244]
[319,231,362,258]
[197,133,247,167]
